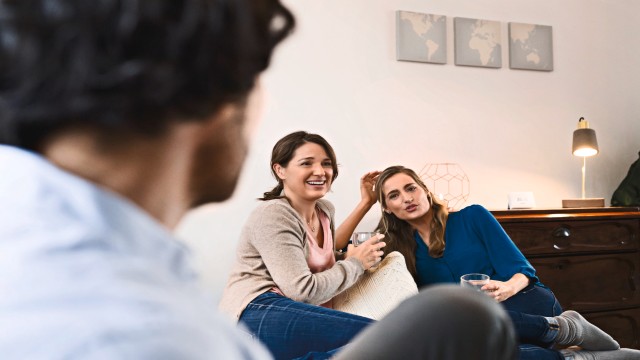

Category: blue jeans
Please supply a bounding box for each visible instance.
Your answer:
[242,286,517,360]
[503,284,564,360]
[239,292,373,360]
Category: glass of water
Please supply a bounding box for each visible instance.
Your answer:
[350,232,378,247]
[460,273,490,291]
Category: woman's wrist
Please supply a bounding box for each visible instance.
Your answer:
[344,255,366,271]
[510,273,530,293]
[358,198,376,210]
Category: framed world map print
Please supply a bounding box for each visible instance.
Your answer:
[509,22,553,71]
[454,17,502,68]
[396,11,447,64]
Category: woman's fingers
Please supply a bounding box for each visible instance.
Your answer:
[361,171,380,186]
[481,282,515,302]
[362,170,380,179]
[362,245,384,269]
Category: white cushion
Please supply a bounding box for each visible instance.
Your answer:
[333,251,418,320]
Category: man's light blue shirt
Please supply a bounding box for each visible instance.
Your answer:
[0,145,271,359]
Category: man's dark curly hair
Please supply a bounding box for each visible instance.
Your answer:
[0,0,295,150]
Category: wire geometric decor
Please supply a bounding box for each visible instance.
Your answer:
[419,163,470,210]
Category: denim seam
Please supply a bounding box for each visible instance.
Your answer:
[245,299,372,324]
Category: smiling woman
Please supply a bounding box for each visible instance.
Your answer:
[217,131,519,360]
[218,131,388,358]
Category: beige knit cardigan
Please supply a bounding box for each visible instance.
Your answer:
[218,198,365,319]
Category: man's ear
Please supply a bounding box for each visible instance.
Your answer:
[273,164,285,180]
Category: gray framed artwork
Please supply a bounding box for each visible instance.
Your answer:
[454,17,502,68]
[509,22,553,71]
[396,10,446,64]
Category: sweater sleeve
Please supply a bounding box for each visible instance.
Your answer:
[249,201,364,305]
[467,205,538,283]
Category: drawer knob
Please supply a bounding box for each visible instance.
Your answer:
[552,227,571,250]
[552,226,571,238]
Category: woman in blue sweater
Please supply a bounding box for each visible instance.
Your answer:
[374,165,638,360]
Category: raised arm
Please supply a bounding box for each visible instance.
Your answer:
[335,171,380,250]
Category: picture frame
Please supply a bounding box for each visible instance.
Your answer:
[509,22,553,71]
[396,10,447,64]
[454,17,502,68]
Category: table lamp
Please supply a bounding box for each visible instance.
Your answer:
[562,117,605,208]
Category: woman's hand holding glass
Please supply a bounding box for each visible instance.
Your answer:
[481,280,518,302]
[346,233,386,270]
[481,273,529,302]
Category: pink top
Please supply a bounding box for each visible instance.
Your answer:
[305,209,335,272]
[271,207,336,308]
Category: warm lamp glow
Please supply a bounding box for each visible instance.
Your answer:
[574,147,598,157]
[572,118,599,157]
[562,117,604,208]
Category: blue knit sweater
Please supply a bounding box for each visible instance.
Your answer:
[415,204,538,287]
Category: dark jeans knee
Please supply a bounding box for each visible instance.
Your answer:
[336,284,517,360]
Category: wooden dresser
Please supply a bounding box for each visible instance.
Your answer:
[490,207,640,349]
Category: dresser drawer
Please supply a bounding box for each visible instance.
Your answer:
[531,253,640,312]
[492,208,640,349]
[501,219,639,255]
[583,308,640,349]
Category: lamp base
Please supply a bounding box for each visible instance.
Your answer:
[562,198,605,208]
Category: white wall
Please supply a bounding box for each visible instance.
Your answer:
[176,0,640,297]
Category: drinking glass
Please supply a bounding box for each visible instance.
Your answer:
[460,273,490,292]
[351,232,378,247]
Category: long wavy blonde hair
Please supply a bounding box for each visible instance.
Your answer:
[375,166,449,279]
